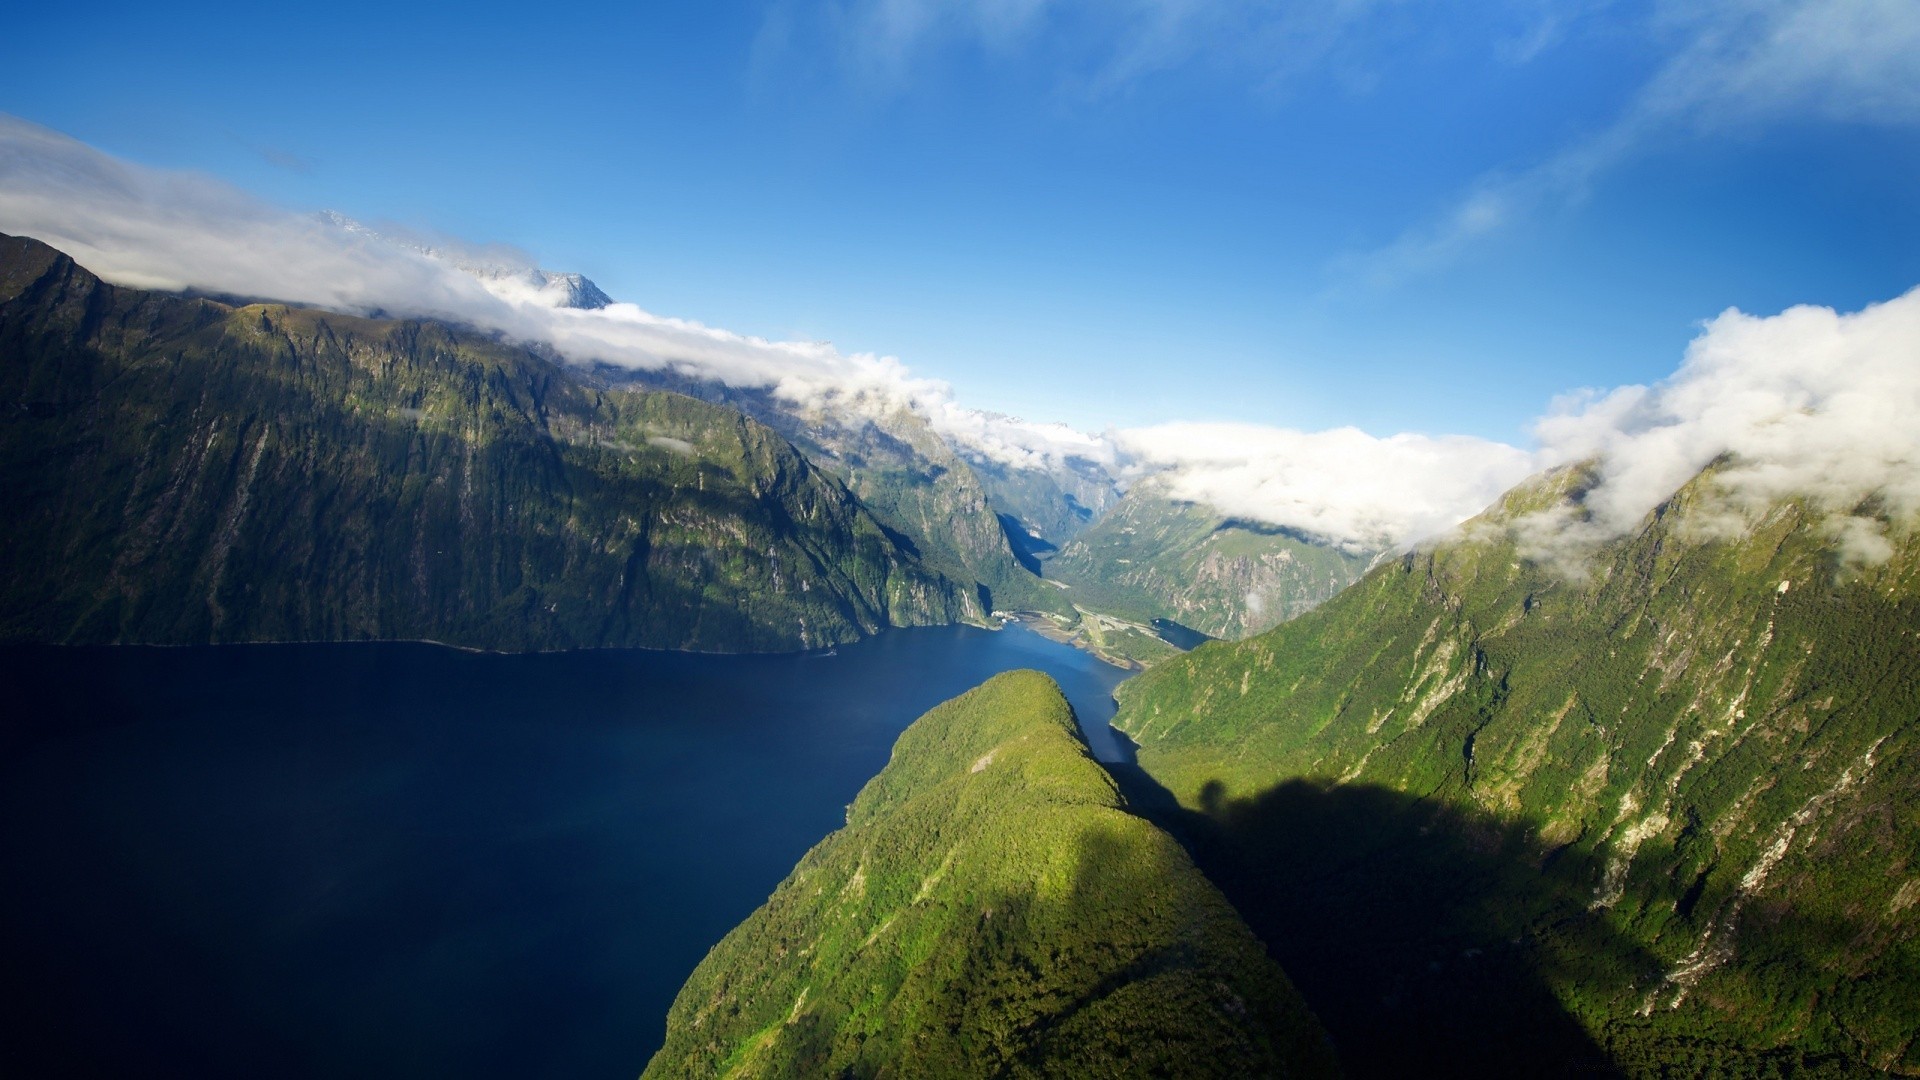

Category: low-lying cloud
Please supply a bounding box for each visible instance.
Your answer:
[4,115,1914,566]
[1528,285,1920,566]
[0,114,1059,469]
[1115,423,1537,552]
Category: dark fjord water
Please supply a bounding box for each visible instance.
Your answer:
[0,624,1131,1079]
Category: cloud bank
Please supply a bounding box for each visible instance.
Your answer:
[1527,285,1920,565]
[5,115,1914,564]
[1114,423,1538,551]
[0,114,1066,468]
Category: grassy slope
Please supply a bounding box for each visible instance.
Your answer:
[1046,487,1372,639]
[644,671,1339,1080]
[0,234,968,651]
[1114,463,1920,1076]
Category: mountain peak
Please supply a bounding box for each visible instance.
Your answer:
[315,211,614,310]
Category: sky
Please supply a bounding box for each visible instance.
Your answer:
[2,1,1917,553]
[5,0,1916,442]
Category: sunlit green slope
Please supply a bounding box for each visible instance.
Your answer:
[1114,462,1920,1076]
[644,670,1339,1079]
[1046,484,1373,638]
[0,234,968,650]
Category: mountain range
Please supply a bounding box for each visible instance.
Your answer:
[1111,461,1919,1075]
[0,233,968,651]
[7,228,1913,1077]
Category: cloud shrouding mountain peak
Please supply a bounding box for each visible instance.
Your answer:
[3,114,1914,563]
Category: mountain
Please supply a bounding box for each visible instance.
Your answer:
[317,210,615,310]
[468,265,614,310]
[643,670,1339,1079]
[1111,461,1920,1076]
[0,233,969,651]
[598,367,1070,620]
[1045,482,1375,639]
[966,446,1121,550]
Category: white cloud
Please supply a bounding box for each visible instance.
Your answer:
[1114,422,1538,550]
[8,115,1914,570]
[0,114,1076,468]
[1350,0,1920,284]
[1526,285,1920,563]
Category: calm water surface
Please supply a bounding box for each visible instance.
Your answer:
[0,624,1132,1079]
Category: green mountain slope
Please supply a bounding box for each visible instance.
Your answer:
[601,369,1068,619]
[0,233,969,651]
[808,408,1065,616]
[1047,484,1374,638]
[643,670,1339,1080]
[1113,463,1920,1076]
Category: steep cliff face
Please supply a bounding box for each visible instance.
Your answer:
[968,450,1120,549]
[599,369,1065,619]
[0,234,969,651]
[1047,484,1374,638]
[1114,462,1920,1075]
[644,671,1339,1080]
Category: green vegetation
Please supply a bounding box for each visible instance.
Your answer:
[1046,485,1373,639]
[644,671,1339,1080]
[0,234,970,651]
[606,369,1073,619]
[796,409,1069,617]
[1012,607,1181,670]
[1114,462,1920,1076]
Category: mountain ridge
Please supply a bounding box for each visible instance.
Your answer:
[1112,460,1920,1074]
[0,232,970,652]
[643,670,1341,1079]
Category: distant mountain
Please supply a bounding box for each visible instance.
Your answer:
[316,210,614,310]
[0,233,969,651]
[643,670,1340,1079]
[1045,482,1375,639]
[1113,461,1920,1075]
[467,265,613,310]
[965,443,1121,549]
[597,367,1072,620]
[323,212,1074,618]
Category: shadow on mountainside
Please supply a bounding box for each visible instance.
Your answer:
[1108,764,1647,1079]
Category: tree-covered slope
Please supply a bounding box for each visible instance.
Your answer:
[600,368,1068,619]
[1047,484,1374,639]
[643,670,1339,1080]
[0,234,969,651]
[1113,463,1920,1076]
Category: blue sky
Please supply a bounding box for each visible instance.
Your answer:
[4,0,1917,443]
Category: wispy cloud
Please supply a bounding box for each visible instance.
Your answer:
[0,115,1103,474]
[1346,0,1920,285]
[6,115,1913,566]
[758,0,1432,100]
